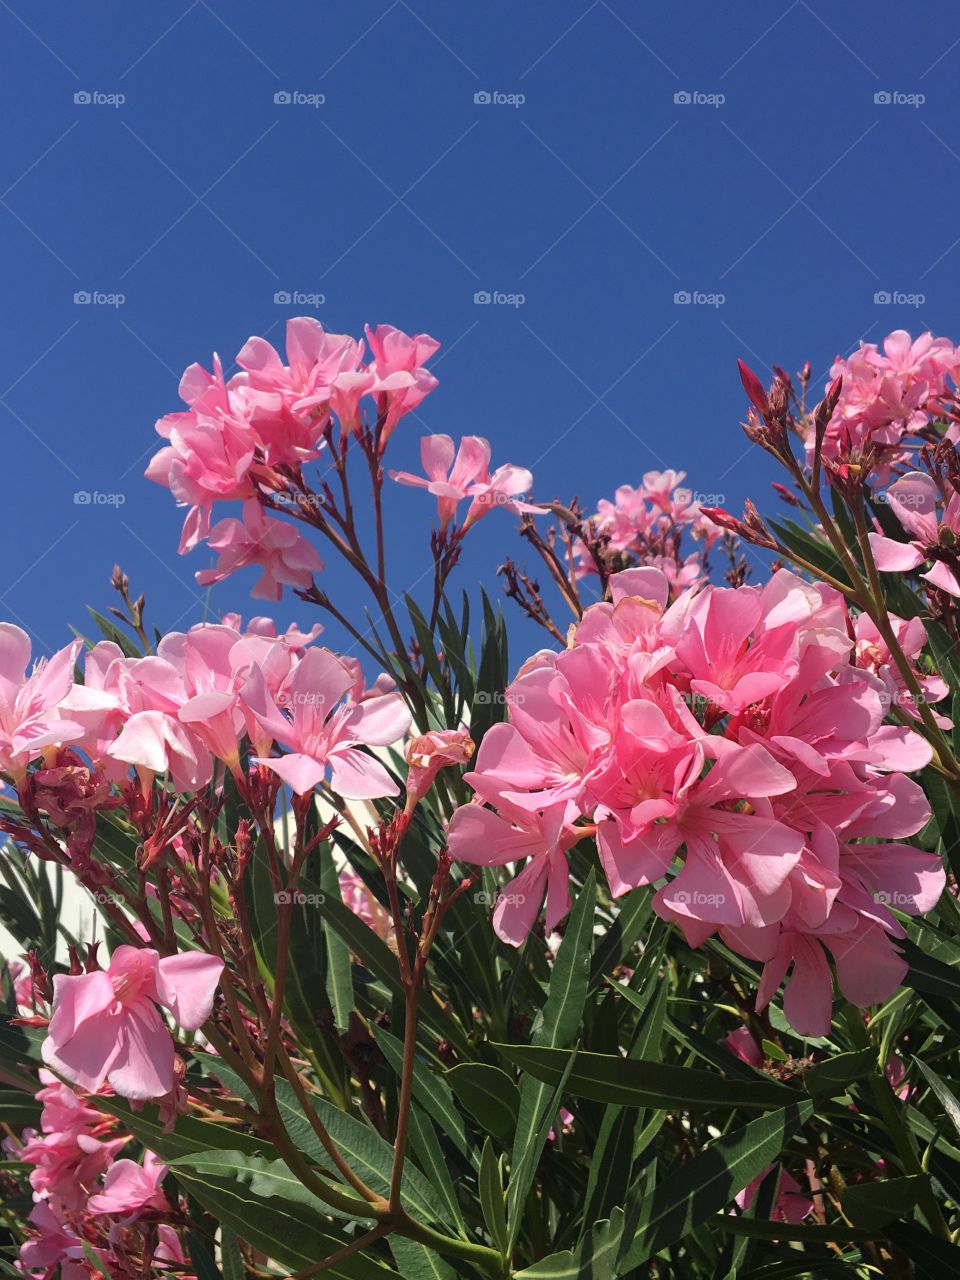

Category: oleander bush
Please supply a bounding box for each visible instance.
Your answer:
[3,321,960,1279]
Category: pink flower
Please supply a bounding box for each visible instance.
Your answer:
[736,1164,814,1224]
[42,946,224,1100]
[87,1149,169,1218]
[447,798,582,944]
[145,354,260,552]
[242,646,411,798]
[365,324,440,438]
[0,625,83,777]
[390,434,542,530]
[405,728,475,801]
[339,867,392,939]
[196,499,324,600]
[236,317,364,420]
[868,471,960,596]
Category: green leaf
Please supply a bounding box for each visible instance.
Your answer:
[913,1057,960,1140]
[373,1027,471,1160]
[514,1210,626,1279]
[470,591,509,745]
[0,1014,43,1091]
[841,1175,921,1231]
[387,1238,457,1280]
[508,871,596,1238]
[713,1217,875,1243]
[187,1233,223,1280]
[446,1063,520,1141]
[320,844,355,1033]
[169,1152,395,1278]
[219,1228,246,1280]
[0,1088,41,1126]
[405,1103,466,1233]
[308,1095,456,1230]
[193,1052,334,1174]
[802,1049,875,1097]
[94,1098,267,1161]
[885,1221,960,1277]
[617,1101,815,1269]
[479,1138,508,1256]
[495,1045,797,1111]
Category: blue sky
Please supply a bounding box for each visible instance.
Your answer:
[2,1,958,665]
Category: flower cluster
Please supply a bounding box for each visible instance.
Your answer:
[810,330,960,481]
[146,319,440,594]
[9,1069,191,1280]
[449,565,946,1034]
[573,469,723,593]
[7,613,411,810]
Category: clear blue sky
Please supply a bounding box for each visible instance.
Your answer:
[3,1,958,662]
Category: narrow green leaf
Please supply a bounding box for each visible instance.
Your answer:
[507,872,596,1237]
[308,1095,456,1229]
[320,844,354,1033]
[841,1175,921,1231]
[914,1057,960,1140]
[479,1138,508,1256]
[219,1228,246,1280]
[169,1152,395,1278]
[617,1101,815,1269]
[496,1045,797,1111]
[803,1049,875,1097]
[405,1103,466,1232]
[514,1210,626,1279]
[373,1027,471,1160]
